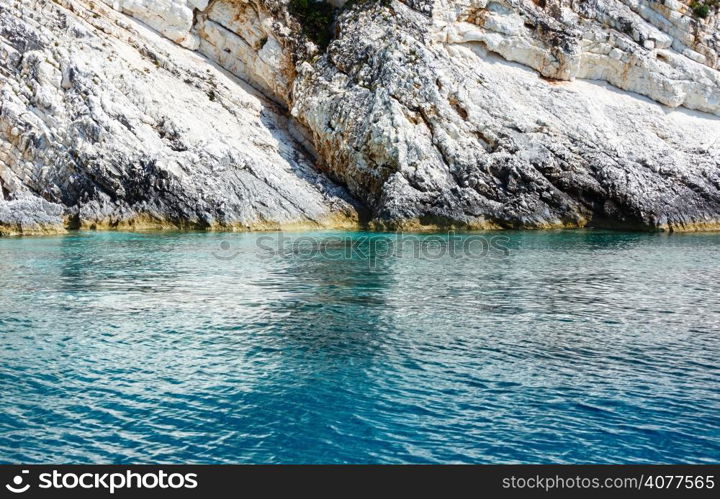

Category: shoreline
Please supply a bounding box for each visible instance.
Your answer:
[4,219,720,238]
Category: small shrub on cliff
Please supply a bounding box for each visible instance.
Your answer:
[342,0,392,9]
[691,1,710,18]
[289,0,336,48]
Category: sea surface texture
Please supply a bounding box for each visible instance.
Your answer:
[0,231,718,463]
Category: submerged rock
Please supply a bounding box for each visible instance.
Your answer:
[1,0,719,233]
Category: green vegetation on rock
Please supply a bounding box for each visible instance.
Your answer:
[288,0,336,48]
[690,0,719,19]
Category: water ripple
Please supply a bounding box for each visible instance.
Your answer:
[0,230,719,463]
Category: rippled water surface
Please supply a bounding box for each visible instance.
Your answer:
[1,230,719,463]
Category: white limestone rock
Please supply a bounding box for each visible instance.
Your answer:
[435,0,720,115]
[99,0,208,48]
[0,0,359,234]
[2,0,720,233]
[293,0,720,230]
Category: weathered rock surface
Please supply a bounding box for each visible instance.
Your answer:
[296,0,720,230]
[0,0,359,235]
[2,0,720,234]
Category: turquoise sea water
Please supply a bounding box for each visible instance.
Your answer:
[0,230,719,464]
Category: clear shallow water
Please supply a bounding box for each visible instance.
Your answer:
[0,230,719,464]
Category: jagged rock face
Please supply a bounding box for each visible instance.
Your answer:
[0,0,359,235]
[1,0,720,234]
[100,0,210,49]
[292,0,720,230]
[437,0,720,114]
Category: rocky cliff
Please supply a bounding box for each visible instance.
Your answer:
[1,0,719,234]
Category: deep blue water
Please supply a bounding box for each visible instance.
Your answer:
[0,230,719,464]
